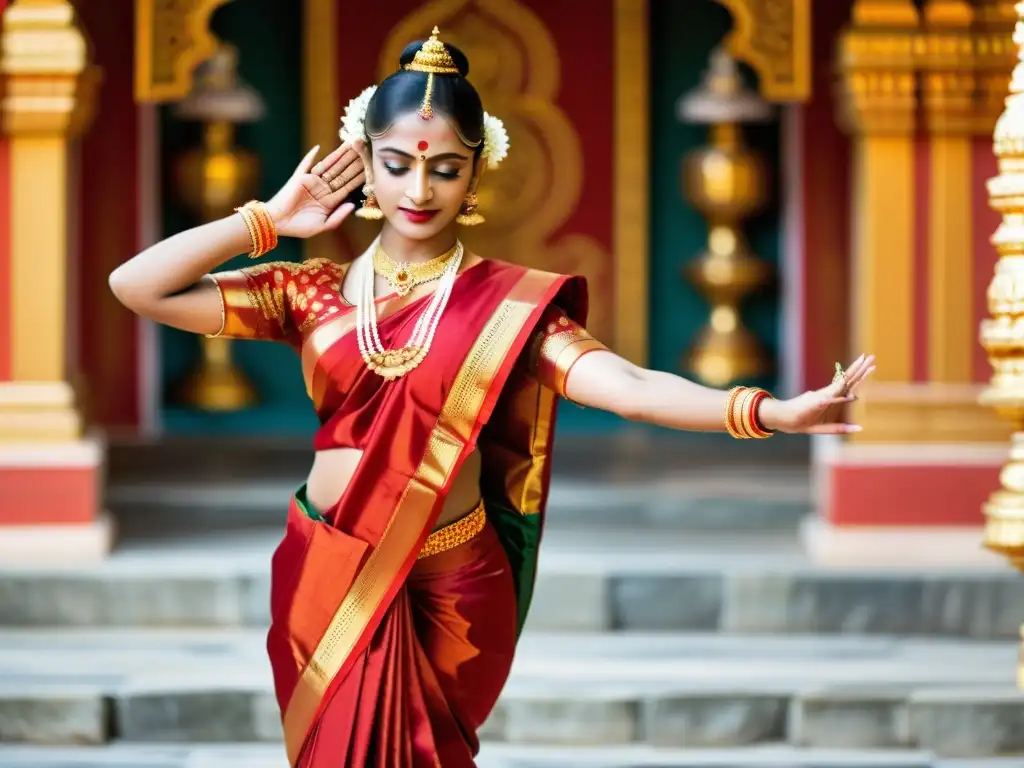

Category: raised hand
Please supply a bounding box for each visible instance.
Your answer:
[265,142,366,239]
[761,354,876,435]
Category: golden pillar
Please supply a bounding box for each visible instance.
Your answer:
[171,44,260,411]
[677,48,773,387]
[838,0,919,398]
[0,0,109,561]
[805,0,1017,568]
[980,0,1024,688]
[835,0,1014,441]
[922,0,977,384]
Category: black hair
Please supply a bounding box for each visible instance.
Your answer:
[363,39,485,154]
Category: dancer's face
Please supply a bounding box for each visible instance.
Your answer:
[365,112,481,241]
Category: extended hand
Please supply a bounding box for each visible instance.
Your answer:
[265,143,366,239]
[759,354,876,434]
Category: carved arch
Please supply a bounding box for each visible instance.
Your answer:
[711,0,811,103]
[134,0,232,102]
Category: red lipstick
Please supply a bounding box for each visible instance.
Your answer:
[399,208,439,224]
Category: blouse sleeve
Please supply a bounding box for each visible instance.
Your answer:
[205,261,300,343]
[523,304,608,396]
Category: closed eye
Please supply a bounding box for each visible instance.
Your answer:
[383,164,460,180]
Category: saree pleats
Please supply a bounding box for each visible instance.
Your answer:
[297,518,517,767]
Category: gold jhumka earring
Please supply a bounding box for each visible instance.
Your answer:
[456,192,484,226]
[355,184,383,220]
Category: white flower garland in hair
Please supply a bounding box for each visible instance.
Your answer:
[481,112,509,169]
[339,85,377,144]
[338,85,510,169]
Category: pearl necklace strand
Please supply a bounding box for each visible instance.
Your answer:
[356,237,464,381]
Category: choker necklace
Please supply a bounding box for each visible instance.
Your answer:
[357,237,464,381]
[372,242,459,298]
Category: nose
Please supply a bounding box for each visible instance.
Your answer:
[405,164,433,206]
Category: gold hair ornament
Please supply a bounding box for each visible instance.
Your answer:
[404,27,460,120]
[405,26,461,75]
[337,25,510,168]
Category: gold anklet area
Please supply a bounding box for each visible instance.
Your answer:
[418,502,486,559]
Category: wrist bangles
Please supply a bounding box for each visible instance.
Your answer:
[724,386,774,439]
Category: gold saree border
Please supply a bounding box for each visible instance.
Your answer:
[301,311,359,405]
[282,268,561,765]
[496,280,588,517]
[502,380,555,518]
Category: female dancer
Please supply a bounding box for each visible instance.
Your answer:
[109,28,874,768]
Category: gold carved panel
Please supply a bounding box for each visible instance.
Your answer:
[377,0,615,343]
[1,0,100,136]
[713,0,811,103]
[837,0,1017,136]
[134,0,231,103]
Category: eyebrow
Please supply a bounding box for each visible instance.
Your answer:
[379,147,470,162]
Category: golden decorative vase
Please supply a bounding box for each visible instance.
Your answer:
[171,44,264,412]
[979,0,1024,688]
[677,49,773,387]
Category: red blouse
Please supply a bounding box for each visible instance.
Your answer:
[206,258,605,449]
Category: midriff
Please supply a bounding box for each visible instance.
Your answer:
[305,446,484,530]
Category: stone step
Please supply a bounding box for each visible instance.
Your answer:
[0,630,1021,757]
[0,742,1002,768]
[105,434,813,534]
[107,470,811,535]
[0,527,1019,638]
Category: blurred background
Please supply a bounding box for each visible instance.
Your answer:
[1,0,1024,766]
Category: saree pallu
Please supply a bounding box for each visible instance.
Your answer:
[267,261,588,767]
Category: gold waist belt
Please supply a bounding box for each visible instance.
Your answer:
[417,501,486,559]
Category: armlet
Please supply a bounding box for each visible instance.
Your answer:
[206,263,291,341]
[527,307,607,396]
[206,258,347,342]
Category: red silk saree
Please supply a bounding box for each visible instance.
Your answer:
[207,255,601,766]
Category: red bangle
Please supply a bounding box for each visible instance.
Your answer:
[746,389,774,438]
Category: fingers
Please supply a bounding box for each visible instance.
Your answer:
[805,422,863,435]
[323,169,366,208]
[294,145,321,176]
[323,202,356,230]
[829,353,875,396]
[847,360,876,392]
[826,395,857,407]
[312,143,357,178]
[315,146,362,186]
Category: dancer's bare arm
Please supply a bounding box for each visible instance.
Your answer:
[109,143,365,336]
[564,350,875,435]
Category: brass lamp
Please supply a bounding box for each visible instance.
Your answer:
[171,43,263,411]
[980,0,1024,688]
[677,48,774,387]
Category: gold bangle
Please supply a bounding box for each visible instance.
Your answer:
[235,200,277,258]
[726,386,773,440]
[724,386,745,439]
[236,205,262,258]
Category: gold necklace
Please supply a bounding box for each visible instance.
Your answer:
[372,242,459,298]
[358,239,464,380]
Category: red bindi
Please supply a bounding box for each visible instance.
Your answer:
[417,140,429,151]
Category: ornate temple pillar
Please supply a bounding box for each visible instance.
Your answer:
[804,0,1015,565]
[0,0,109,562]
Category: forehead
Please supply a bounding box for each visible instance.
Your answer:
[375,111,469,152]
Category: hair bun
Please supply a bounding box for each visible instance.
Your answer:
[397,38,470,78]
